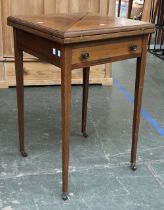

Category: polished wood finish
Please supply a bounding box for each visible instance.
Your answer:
[61,46,72,195]
[0,0,116,88]
[131,34,149,169]
[8,14,154,44]
[82,67,90,137]
[13,28,26,157]
[2,0,115,57]
[16,30,61,67]
[72,37,143,67]
[8,13,155,199]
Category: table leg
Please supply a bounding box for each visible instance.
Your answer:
[131,35,148,170]
[13,29,27,157]
[61,47,72,200]
[82,67,90,138]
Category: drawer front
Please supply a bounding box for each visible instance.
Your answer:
[72,37,143,66]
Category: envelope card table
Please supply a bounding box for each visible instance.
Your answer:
[7,13,154,200]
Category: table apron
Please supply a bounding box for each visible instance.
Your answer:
[16,29,61,67]
[15,29,144,70]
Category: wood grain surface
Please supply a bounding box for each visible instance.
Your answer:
[2,0,116,57]
[7,14,155,44]
[0,0,116,87]
[9,14,154,197]
[72,37,142,65]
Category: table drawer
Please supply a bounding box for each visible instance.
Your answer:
[72,37,142,66]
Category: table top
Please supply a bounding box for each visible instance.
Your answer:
[7,13,155,44]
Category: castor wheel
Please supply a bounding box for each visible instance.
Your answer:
[20,151,28,157]
[131,163,137,171]
[62,192,69,201]
[82,132,88,138]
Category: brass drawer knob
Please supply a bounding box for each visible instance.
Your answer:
[130,44,137,51]
[81,52,90,60]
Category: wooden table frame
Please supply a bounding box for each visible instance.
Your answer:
[8,14,154,200]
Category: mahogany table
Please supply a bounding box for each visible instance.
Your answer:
[7,13,154,200]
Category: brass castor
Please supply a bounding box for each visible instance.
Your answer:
[131,163,137,171]
[62,192,69,201]
[82,132,88,138]
[21,151,28,157]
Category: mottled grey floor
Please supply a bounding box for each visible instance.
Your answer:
[0,53,164,210]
